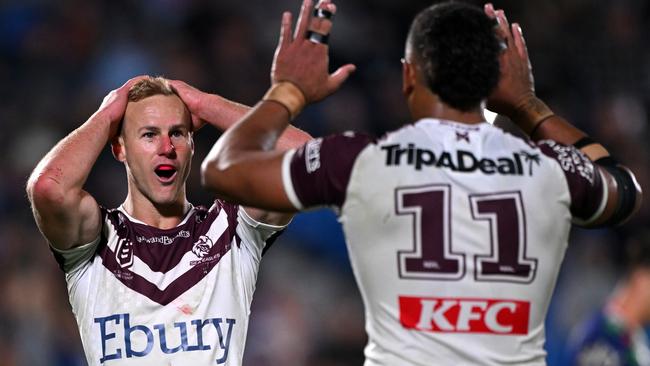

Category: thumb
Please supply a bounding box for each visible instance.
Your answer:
[327,64,356,92]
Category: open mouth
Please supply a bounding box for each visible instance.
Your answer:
[155,164,177,182]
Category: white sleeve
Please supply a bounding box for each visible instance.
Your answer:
[235,206,288,259]
[50,236,101,273]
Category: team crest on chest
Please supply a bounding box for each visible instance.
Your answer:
[192,235,214,258]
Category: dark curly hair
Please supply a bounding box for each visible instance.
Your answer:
[406,1,501,111]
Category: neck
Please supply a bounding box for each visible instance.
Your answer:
[607,282,645,330]
[122,189,190,229]
[408,86,485,124]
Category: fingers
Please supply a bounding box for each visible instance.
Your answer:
[117,75,147,93]
[278,12,293,49]
[512,23,528,60]
[327,63,356,91]
[294,0,313,40]
[484,3,496,18]
[309,0,336,37]
[495,10,513,48]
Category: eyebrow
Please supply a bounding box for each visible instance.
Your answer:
[138,124,189,133]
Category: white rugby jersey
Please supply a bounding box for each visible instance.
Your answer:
[50,200,285,366]
[282,119,606,366]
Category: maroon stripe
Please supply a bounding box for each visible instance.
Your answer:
[99,225,237,306]
[104,200,239,273]
[99,200,241,305]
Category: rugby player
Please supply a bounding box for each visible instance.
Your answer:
[201,1,643,364]
[25,73,312,363]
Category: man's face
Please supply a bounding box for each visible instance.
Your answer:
[116,94,194,206]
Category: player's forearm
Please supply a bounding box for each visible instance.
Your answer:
[511,96,610,161]
[27,116,111,205]
[200,93,312,150]
[201,101,290,193]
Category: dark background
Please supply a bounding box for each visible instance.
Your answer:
[1,0,649,365]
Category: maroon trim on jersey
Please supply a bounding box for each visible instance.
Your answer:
[290,133,374,208]
[537,140,604,220]
[97,200,240,305]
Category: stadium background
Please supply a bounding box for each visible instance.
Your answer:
[1,0,649,364]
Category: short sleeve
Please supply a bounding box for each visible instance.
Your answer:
[50,235,101,274]
[537,140,608,225]
[282,132,374,210]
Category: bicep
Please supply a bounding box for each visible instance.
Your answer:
[31,188,102,250]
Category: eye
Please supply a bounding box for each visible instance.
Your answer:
[142,132,155,139]
[171,130,185,138]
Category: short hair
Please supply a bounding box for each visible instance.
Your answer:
[406,1,501,111]
[128,76,177,102]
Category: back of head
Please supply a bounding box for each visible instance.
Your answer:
[406,1,501,111]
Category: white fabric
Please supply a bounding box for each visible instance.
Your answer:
[336,119,579,365]
[56,204,285,366]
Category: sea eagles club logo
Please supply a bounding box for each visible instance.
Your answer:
[381,144,540,176]
[192,235,214,258]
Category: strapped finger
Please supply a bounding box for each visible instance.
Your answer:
[294,0,313,40]
[278,11,293,48]
[307,1,336,43]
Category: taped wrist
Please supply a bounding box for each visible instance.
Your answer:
[262,81,306,120]
[595,156,639,226]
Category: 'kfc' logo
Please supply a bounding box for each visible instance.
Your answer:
[399,296,529,335]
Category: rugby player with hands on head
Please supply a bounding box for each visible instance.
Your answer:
[24,3,349,356]
[212,0,644,365]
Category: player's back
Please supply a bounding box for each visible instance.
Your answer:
[340,119,590,365]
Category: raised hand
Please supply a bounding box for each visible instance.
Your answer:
[91,76,147,137]
[168,79,207,131]
[484,4,535,118]
[271,0,356,104]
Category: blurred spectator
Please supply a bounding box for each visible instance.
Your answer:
[564,232,650,366]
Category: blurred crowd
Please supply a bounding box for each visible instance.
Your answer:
[1,0,649,365]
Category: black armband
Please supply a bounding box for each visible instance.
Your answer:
[573,136,596,149]
[595,156,639,226]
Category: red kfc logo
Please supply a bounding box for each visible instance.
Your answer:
[399,296,529,335]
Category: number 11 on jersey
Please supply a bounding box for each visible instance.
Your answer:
[396,184,537,283]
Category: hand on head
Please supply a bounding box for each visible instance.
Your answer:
[484,3,535,117]
[93,75,148,137]
[167,79,206,131]
[272,0,356,104]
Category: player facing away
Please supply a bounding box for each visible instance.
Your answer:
[25,75,314,365]
[201,0,643,365]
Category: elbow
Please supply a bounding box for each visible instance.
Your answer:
[26,174,65,208]
[200,156,228,194]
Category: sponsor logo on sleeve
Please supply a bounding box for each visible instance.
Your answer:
[543,140,595,184]
[305,138,323,173]
[399,296,530,335]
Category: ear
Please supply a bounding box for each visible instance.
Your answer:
[111,135,126,162]
[402,60,416,97]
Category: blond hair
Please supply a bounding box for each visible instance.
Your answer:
[128,76,177,102]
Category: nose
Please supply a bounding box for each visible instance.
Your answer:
[159,136,175,156]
